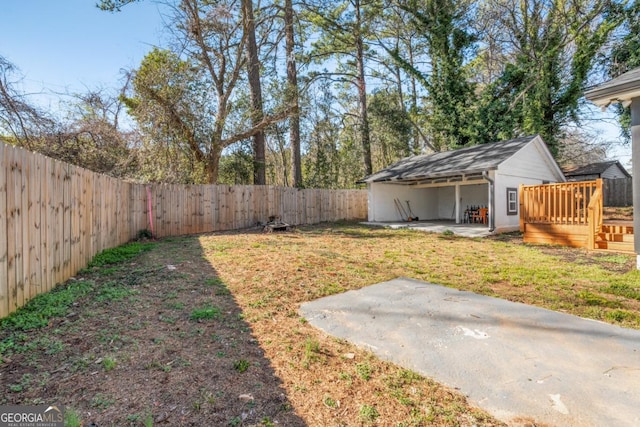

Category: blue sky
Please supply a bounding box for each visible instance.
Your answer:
[1,0,631,166]
[2,0,166,99]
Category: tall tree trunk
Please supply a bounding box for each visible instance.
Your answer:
[392,35,412,157]
[243,0,266,185]
[205,145,223,185]
[407,40,421,155]
[285,0,302,187]
[355,0,372,175]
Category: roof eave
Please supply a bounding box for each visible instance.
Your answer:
[368,167,496,184]
[585,83,640,108]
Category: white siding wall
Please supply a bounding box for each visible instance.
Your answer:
[495,140,564,232]
[498,140,562,182]
[419,188,440,219]
[602,165,628,179]
[436,187,456,219]
[491,173,533,232]
[368,183,438,221]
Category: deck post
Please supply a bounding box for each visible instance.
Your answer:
[632,98,640,268]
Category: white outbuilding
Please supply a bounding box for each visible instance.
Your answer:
[358,135,566,233]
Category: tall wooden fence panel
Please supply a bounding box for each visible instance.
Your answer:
[603,178,633,207]
[143,185,368,238]
[1,143,367,318]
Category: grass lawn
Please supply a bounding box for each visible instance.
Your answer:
[1,222,638,426]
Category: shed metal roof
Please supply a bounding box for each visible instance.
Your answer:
[359,135,537,183]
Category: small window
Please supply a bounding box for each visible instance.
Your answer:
[507,188,518,215]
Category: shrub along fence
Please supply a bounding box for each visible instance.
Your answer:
[0,142,368,318]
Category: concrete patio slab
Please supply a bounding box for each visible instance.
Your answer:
[362,221,494,238]
[300,277,640,426]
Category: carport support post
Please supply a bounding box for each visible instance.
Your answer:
[632,97,640,269]
[483,171,495,231]
[455,184,461,224]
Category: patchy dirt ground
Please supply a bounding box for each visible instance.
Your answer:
[603,206,633,221]
[1,216,637,426]
[0,231,502,426]
[0,238,304,426]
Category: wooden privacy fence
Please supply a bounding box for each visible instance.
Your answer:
[143,183,367,238]
[603,177,633,207]
[0,143,367,318]
[519,180,602,247]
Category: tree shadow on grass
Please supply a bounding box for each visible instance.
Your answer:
[0,235,305,426]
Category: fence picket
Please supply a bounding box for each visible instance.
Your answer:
[6,146,17,313]
[8,147,24,310]
[38,156,53,292]
[28,151,41,301]
[0,144,8,318]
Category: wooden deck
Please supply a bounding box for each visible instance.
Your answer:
[521,223,589,247]
[594,221,635,253]
[520,179,634,253]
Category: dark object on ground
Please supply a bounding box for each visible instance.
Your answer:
[262,215,290,232]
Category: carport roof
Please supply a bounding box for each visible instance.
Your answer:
[359,135,537,183]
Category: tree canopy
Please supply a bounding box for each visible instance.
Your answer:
[1,0,634,187]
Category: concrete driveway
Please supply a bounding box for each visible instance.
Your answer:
[300,277,640,427]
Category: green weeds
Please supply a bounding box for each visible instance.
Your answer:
[190,305,222,321]
[64,408,82,427]
[578,290,620,308]
[323,395,337,408]
[233,359,250,373]
[356,362,372,381]
[603,283,640,301]
[204,277,224,287]
[0,281,92,332]
[95,283,140,303]
[90,393,115,410]
[102,356,117,372]
[9,373,32,392]
[303,337,321,368]
[88,242,155,268]
[359,404,379,423]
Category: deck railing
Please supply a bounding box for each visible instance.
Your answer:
[520,180,601,225]
[519,179,603,248]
